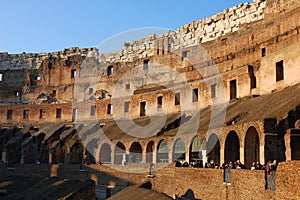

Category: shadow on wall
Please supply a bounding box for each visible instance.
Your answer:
[176,188,200,200]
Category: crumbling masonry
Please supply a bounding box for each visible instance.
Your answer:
[1,0,300,171]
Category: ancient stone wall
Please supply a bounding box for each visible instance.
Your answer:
[1,162,300,199]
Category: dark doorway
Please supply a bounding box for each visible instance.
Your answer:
[230,80,237,100]
[140,101,146,116]
[225,131,240,164]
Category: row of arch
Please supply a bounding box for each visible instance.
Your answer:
[98,126,260,168]
[0,126,260,168]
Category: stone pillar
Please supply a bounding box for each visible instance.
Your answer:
[202,150,207,168]
[49,149,53,164]
[111,147,115,165]
[142,149,147,163]
[185,149,190,163]
[152,148,157,164]
[220,147,225,166]
[168,149,173,163]
[239,145,245,164]
[64,145,70,164]
[260,145,265,165]
[285,129,291,161]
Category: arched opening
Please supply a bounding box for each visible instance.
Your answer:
[85,139,98,164]
[114,142,126,165]
[244,127,260,168]
[129,142,143,163]
[70,141,84,164]
[146,141,154,163]
[173,139,186,161]
[53,141,65,163]
[189,136,202,162]
[157,140,169,163]
[100,143,112,164]
[206,134,220,166]
[225,131,240,164]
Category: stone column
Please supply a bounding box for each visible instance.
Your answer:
[185,149,190,163]
[152,148,157,164]
[260,145,265,165]
[284,129,291,161]
[111,147,115,165]
[142,149,147,163]
[168,149,173,163]
[239,145,245,164]
[49,149,53,164]
[202,150,207,168]
[220,146,225,166]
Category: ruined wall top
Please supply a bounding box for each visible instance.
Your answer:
[0,0,293,69]
[177,0,266,43]
[0,47,96,70]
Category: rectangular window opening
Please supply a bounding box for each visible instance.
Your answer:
[56,108,62,118]
[39,109,45,119]
[71,69,77,78]
[124,101,130,113]
[157,96,163,108]
[248,65,257,89]
[262,48,266,57]
[23,110,29,119]
[91,106,96,116]
[230,80,237,100]
[35,76,41,81]
[107,104,113,115]
[140,102,146,116]
[211,84,216,99]
[182,51,189,60]
[175,93,181,105]
[276,60,284,82]
[143,60,150,70]
[107,66,114,76]
[7,110,13,120]
[192,88,198,102]
[125,84,130,90]
[72,108,78,122]
[0,73,3,82]
[89,88,93,95]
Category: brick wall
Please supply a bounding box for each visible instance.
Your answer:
[1,160,299,199]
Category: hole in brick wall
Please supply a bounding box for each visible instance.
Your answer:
[7,110,13,120]
[124,101,130,113]
[56,108,62,118]
[276,60,284,81]
[157,96,162,108]
[90,106,96,116]
[107,104,113,115]
[262,48,266,57]
[71,69,77,78]
[143,60,150,70]
[107,66,114,76]
[39,109,45,119]
[23,110,29,119]
[211,84,216,98]
[175,92,181,105]
[230,79,237,100]
[192,88,198,102]
[140,101,146,116]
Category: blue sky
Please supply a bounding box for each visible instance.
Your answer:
[0,0,248,53]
